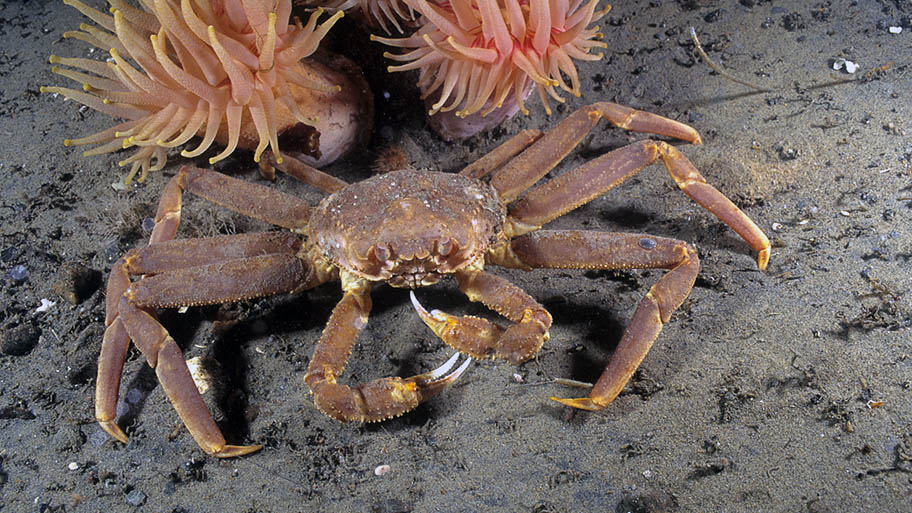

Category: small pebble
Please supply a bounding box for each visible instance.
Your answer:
[116,400,130,417]
[89,429,108,447]
[888,26,902,34]
[141,217,156,232]
[9,264,28,282]
[124,489,146,507]
[52,263,102,305]
[126,388,143,404]
[771,223,784,232]
[68,462,80,471]
[374,464,391,476]
[1,323,41,356]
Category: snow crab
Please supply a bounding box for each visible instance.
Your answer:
[96,102,770,457]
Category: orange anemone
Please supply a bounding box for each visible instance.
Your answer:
[43,0,348,183]
[372,0,610,119]
[301,0,417,33]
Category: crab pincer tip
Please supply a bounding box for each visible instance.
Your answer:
[549,396,605,412]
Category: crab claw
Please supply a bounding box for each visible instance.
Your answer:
[410,291,505,359]
[408,352,473,403]
[309,351,471,422]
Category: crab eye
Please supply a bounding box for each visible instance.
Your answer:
[437,238,453,256]
[372,245,390,262]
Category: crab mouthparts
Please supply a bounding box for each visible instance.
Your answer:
[387,268,444,289]
[384,253,447,288]
[361,236,463,288]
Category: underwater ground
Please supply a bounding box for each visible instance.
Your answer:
[1,0,911,511]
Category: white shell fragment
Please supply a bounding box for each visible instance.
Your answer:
[35,298,56,313]
[374,464,391,476]
[186,356,213,394]
[888,26,902,34]
[832,58,858,74]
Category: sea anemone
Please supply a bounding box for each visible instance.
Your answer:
[43,0,371,183]
[372,0,610,126]
[298,0,417,33]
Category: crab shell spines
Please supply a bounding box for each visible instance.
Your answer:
[308,169,505,287]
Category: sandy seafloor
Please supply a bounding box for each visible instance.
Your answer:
[2,0,911,511]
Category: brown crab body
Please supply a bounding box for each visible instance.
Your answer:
[308,169,506,288]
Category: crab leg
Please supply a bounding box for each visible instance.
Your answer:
[458,129,542,180]
[172,166,314,233]
[305,278,470,422]
[411,270,552,365]
[98,238,321,456]
[95,232,301,445]
[508,140,771,270]
[502,230,699,411]
[261,152,348,194]
[97,165,314,455]
[490,102,702,203]
[115,297,261,458]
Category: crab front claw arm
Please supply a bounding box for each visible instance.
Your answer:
[410,270,552,365]
[308,352,471,422]
[305,283,470,422]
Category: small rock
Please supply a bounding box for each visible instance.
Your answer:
[371,498,410,513]
[52,263,102,305]
[89,429,108,447]
[8,264,28,282]
[124,489,146,507]
[52,424,87,453]
[1,322,41,356]
[126,388,143,404]
[704,9,725,23]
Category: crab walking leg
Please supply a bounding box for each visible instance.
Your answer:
[261,152,348,194]
[305,279,470,422]
[108,254,318,457]
[95,233,307,443]
[97,173,194,441]
[458,129,542,180]
[123,232,303,274]
[115,297,261,458]
[96,317,130,443]
[508,140,771,270]
[174,166,313,232]
[490,103,702,203]
[411,271,552,365]
[503,230,699,411]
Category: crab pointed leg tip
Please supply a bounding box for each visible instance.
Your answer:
[214,444,263,458]
[99,421,129,444]
[549,396,604,411]
[757,248,770,271]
